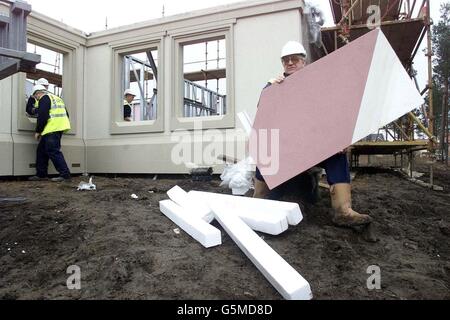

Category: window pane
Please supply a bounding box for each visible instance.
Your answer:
[122,49,158,122]
[182,38,226,118]
[25,43,63,117]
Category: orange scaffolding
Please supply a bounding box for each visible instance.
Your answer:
[317,0,435,177]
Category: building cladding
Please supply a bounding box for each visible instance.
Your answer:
[0,0,311,176]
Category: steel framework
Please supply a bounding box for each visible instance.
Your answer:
[318,0,436,180]
[0,0,40,80]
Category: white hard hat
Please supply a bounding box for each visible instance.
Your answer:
[37,78,49,86]
[124,89,136,96]
[32,84,47,95]
[281,41,307,59]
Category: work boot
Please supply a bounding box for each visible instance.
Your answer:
[330,183,372,227]
[28,176,48,181]
[253,179,270,199]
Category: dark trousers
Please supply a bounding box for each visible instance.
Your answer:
[255,153,351,201]
[36,132,71,178]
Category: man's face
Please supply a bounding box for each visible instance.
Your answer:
[125,94,135,103]
[282,54,306,75]
[34,91,45,100]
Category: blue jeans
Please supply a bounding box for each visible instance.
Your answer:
[36,132,71,178]
[255,153,350,201]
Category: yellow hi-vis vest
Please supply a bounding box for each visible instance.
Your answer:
[41,93,71,136]
[124,100,132,108]
[34,99,39,109]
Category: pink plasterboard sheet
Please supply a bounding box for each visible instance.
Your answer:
[251,29,380,190]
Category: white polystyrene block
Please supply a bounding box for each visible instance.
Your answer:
[189,191,303,226]
[159,200,221,248]
[189,191,289,235]
[211,201,312,300]
[167,186,214,223]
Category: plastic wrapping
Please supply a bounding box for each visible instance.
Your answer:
[220,157,254,195]
[77,177,96,191]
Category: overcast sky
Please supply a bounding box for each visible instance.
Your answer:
[26,0,445,33]
[26,0,446,87]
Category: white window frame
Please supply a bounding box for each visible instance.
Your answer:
[17,35,78,135]
[171,25,235,131]
[110,39,164,135]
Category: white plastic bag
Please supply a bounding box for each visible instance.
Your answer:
[220,157,254,195]
[77,177,96,191]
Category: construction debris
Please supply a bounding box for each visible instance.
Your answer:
[211,201,312,300]
[167,185,303,235]
[77,177,96,191]
[439,221,450,237]
[220,157,254,195]
[189,190,302,229]
[395,169,444,191]
[167,186,213,223]
[159,200,221,248]
[0,197,27,204]
[160,186,312,300]
[189,167,213,182]
[190,191,289,236]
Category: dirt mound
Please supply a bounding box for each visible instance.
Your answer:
[0,162,449,300]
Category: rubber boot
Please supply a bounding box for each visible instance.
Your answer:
[330,183,372,227]
[253,178,270,199]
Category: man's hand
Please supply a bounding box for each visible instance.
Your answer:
[34,133,41,141]
[268,75,285,84]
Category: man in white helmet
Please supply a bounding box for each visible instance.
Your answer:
[123,89,136,122]
[26,78,49,117]
[28,84,71,182]
[253,41,372,228]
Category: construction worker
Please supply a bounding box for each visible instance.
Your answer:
[26,78,49,117]
[253,41,372,227]
[123,89,136,121]
[149,88,158,120]
[28,84,71,182]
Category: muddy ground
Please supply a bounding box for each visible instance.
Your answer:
[0,157,449,300]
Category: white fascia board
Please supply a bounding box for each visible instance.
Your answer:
[189,190,303,226]
[167,186,214,223]
[189,191,289,236]
[211,201,313,300]
[159,200,221,248]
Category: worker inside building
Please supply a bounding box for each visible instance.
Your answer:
[123,89,136,122]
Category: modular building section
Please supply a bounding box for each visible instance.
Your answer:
[0,0,310,176]
[0,1,87,177]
